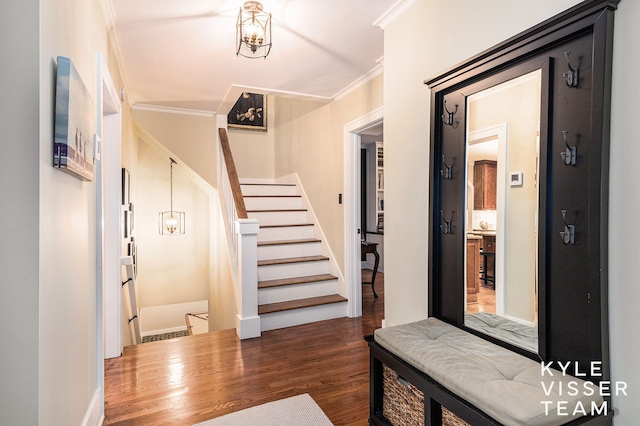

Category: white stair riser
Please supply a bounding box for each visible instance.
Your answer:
[258,260,329,281]
[260,302,348,332]
[244,197,302,210]
[248,210,308,226]
[240,185,297,196]
[258,242,321,260]
[258,280,338,305]
[258,225,315,242]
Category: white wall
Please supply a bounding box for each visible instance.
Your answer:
[608,0,640,422]
[384,0,640,422]
[0,1,40,424]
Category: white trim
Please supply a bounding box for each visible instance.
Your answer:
[98,53,124,361]
[333,59,384,101]
[373,0,418,30]
[217,84,332,116]
[236,315,261,339]
[344,107,384,318]
[132,103,214,117]
[97,0,133,105]
[81,387,104,426]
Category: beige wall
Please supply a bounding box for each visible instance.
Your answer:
[34,0,131,423]
[134,136,211,307]
[226,95,276,179]
[132,109,217,187]
[131,112,236,332]
[0,1,40,423]
[274,75,384,272]
[384,0,640,421]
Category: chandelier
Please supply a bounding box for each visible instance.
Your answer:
[158,158,185,235]
[236,1,272,59]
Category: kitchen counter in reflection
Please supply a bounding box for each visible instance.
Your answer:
[468,230,496,237]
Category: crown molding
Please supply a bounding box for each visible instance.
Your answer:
[373,0,418,30]
[132,103,214,117]
[98,0,134,105]
[333,58,384,101]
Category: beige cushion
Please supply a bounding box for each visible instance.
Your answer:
[374,318,603,426]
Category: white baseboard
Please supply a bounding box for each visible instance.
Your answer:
[140,300,208,335]
[140,326,188,337]
[81,387,103,426]
[504,314,535,327]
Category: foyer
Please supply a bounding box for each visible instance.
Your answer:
[104,273,384,425]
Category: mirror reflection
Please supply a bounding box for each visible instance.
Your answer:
[464,70,541,352]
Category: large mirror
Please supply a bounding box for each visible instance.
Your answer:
[463,70,541,352]
[428,0,616,381]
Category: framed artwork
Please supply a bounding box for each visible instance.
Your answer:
[53,56,95,181]
[227,92,267,131]
[121,168,130,205]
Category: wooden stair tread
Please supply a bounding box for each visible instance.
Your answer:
[258,294,347,315]
[258,274,338,289]
[257,238,321,247]
[259,223,313,229]
[258,255,329,266]
[247,208,307,212]
[243,195,301,198]
[240,183,296,186]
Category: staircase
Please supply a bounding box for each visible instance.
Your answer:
[241,181,347,331]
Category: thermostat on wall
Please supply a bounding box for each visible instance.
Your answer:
[509,171,523,187]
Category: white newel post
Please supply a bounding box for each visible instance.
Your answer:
[236,218,261,339]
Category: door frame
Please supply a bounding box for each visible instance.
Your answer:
[344,107,383,318]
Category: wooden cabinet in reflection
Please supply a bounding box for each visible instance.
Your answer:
[473,160,497,210]
[466,237,482,303]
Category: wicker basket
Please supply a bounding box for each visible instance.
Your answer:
[383,364,425,426]
[382,364,470,426]
[442,406,470,426]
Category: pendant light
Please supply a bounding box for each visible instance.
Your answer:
[236,1,272,59]
[158,158,185,235]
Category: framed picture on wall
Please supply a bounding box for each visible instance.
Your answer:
[227,92,267,131]
[53,56,95,181]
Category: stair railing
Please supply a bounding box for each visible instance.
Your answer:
[217,128,261,339]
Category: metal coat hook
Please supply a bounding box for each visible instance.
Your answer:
[442,100,458,127]
[441,155,453,179]
[440,210,454,234]
[563,51,579,88]
[560,209,575,245]
[560,130,577,166]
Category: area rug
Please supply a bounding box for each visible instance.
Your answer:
[193,394,333,426]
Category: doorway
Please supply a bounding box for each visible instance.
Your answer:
[343,107,383,318]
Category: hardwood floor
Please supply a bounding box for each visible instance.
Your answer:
[104,271,384,425]
[466,285,496,314]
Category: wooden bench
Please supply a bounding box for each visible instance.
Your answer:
[367,318,611,426]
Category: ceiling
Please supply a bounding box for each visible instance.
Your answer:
[106,0,397,115]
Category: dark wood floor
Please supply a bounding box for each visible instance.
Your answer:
[104,271,384,425]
